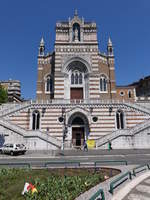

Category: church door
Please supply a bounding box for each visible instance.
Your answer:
[72,127,84,147]
[70,88,83,99]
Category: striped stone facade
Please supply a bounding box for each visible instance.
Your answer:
[0,11,150,150]
[7,101,150,148]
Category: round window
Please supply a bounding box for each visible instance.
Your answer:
[120,91,125,96]
[92,116,98,122]
[58,117,64,123]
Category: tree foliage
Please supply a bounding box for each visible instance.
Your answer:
[0,84,8,104]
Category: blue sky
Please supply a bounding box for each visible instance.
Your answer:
[0,0,150,99]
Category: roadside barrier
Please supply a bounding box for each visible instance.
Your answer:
[94,160,128,167]
[132,164,150,176]
[109,171,132,194]
[44,161,80,167]
[0,162,31,168]
[89,188,105,200]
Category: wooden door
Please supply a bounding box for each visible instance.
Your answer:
[72,127,84,147]
[71,88,83,99]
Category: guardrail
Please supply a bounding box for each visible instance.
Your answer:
[44,160,128,168]
[89,188,105,200]
[132,164,150,176]
[44,161,80,168]
[94,160,128,167]
[109,171,132,194]
[0,162,31,168]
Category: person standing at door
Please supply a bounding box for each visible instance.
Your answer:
[83,140,88,152]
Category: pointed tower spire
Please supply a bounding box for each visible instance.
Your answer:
[108,37,112,46]
[40,37,45,46]
[39,37,45,56]
[107,37,114,56]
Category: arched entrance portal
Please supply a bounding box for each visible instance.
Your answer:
[68,113,89,148]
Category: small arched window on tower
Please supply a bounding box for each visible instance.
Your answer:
[72,23,80,42]
[32,110,40,130]
[45,75,52,93]
[100,75,107,92]
[116,110,124,129]
[128,90,132,98]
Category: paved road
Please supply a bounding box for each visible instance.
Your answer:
[0,149,150,167]
[123,177,150,200]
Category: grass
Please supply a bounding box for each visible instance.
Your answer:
[0,168,120,200]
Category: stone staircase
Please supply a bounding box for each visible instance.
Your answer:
[0,101,62,149]
[0,118,61,148]
[0,101,32,117]
[96,118,150,148]
[124,102,150,115]
[1,99,150,150]
[95,101,150,148]
[136,102,150,111]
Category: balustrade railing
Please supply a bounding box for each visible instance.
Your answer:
[0,101,32,117]
[0,118,61,147]
[96,118,150,147]
[31,99,127,105]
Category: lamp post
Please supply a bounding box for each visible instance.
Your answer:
[109,106,113,116]
[46,127,49,151]
[60,108,67,150]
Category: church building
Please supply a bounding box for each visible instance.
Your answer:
[0,11,150,150]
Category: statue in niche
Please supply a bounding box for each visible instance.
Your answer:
[74,27,79,42]
[72,23,80,42]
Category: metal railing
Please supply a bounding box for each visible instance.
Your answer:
[94,160,128,167]
[109,171,132,194]
[0,162,31,168]
[44,161,80,168]
[89,188,105,200]
[132,164,150,176]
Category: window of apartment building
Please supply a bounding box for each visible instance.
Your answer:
[100,75,107,92]
[32,110,40,130]
[116,110,124,129]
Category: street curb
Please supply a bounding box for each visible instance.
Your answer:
[112,170,150,200]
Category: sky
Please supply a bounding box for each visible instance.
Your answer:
[0,0,150,99]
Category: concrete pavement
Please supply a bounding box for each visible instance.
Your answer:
[112,171,150,200]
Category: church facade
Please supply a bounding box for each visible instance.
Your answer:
[0,11,150,150]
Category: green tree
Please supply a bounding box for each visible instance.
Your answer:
[0,84,8,104]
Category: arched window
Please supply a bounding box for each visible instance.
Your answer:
[128,90,132,98]
[75,73,78,84]
[71,71,83,85]
[32,110,40,130]
[116,110,124,129]
[79,73,82,84]
[71,74,74,84]
[100,75,107,92]
[72,23,80,41]
[45,75,52,93]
